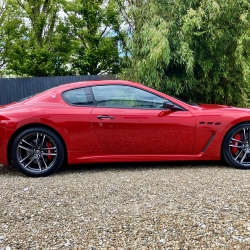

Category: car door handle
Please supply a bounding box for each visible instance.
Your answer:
[97,115,114,120]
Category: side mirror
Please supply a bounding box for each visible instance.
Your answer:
[163,101,174,109]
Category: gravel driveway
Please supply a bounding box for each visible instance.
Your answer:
[1,162,250,249]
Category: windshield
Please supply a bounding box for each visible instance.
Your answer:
[173,96,199,106]
[141,84,199,106]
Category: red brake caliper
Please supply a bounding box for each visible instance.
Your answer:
[46,141,53,161]
[231,133,241,154]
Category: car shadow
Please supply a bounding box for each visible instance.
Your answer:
[0,161,232,177]
[0,164,23,177]
[56,160,231,176]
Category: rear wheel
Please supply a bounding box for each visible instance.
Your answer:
[223,123,250,169]
[11,127,64,177]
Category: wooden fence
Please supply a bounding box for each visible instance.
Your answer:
[0,74,116,105]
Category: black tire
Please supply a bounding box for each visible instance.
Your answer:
[11,127,65,177]
[222,123,250,169]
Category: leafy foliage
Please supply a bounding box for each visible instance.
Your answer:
[0,0,7,70]
[2,0,124,77]
[63,0,123,75]
[2,0,250,107]
[3,0,73,76]
[121,0,250,106]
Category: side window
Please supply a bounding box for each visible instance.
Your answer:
[92,85,166,109]
[63,87,94,106]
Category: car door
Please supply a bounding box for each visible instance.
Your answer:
[90,84,196,155]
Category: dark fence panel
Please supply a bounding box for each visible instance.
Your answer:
[0,74,116,105]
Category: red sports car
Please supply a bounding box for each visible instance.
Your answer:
[0,80,249,177]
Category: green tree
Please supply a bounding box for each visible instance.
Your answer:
[0,0,7,70]
[63,0,123,75]
[4,0,73,77]
[116,0,145,33]
[122,0,250,107]
[116,0,146,65]
[181,0,250,105]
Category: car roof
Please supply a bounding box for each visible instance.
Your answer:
[58,80,141,91]
[20,80,145,104]
[19,79,193,111]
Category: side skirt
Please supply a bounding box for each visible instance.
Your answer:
[72,153,220,164]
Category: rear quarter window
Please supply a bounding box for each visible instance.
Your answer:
[63,87,94,106]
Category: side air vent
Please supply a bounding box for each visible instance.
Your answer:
[199,121,221,125]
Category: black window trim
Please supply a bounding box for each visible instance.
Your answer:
[62,86,95,107]
[61,84,186,111]
[90,84,186,111]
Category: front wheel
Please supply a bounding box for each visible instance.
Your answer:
[223,123,250,169]
[11,127,65,177]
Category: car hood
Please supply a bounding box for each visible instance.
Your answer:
[196,104,250,113]
[198,104,232,109]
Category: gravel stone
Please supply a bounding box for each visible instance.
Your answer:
[1,162,250,249]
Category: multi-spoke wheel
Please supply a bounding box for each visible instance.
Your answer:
[223,123,250,169]
[11,127,64,177]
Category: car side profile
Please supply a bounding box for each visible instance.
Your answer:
[0,80,249,177]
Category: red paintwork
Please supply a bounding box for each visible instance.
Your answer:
[1,80,250,166]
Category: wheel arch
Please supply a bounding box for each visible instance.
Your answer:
[7,123,68,166]
[221,120,250,159]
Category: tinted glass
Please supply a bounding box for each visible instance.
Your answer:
[92,85,165,109]
[63,87,94,106]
